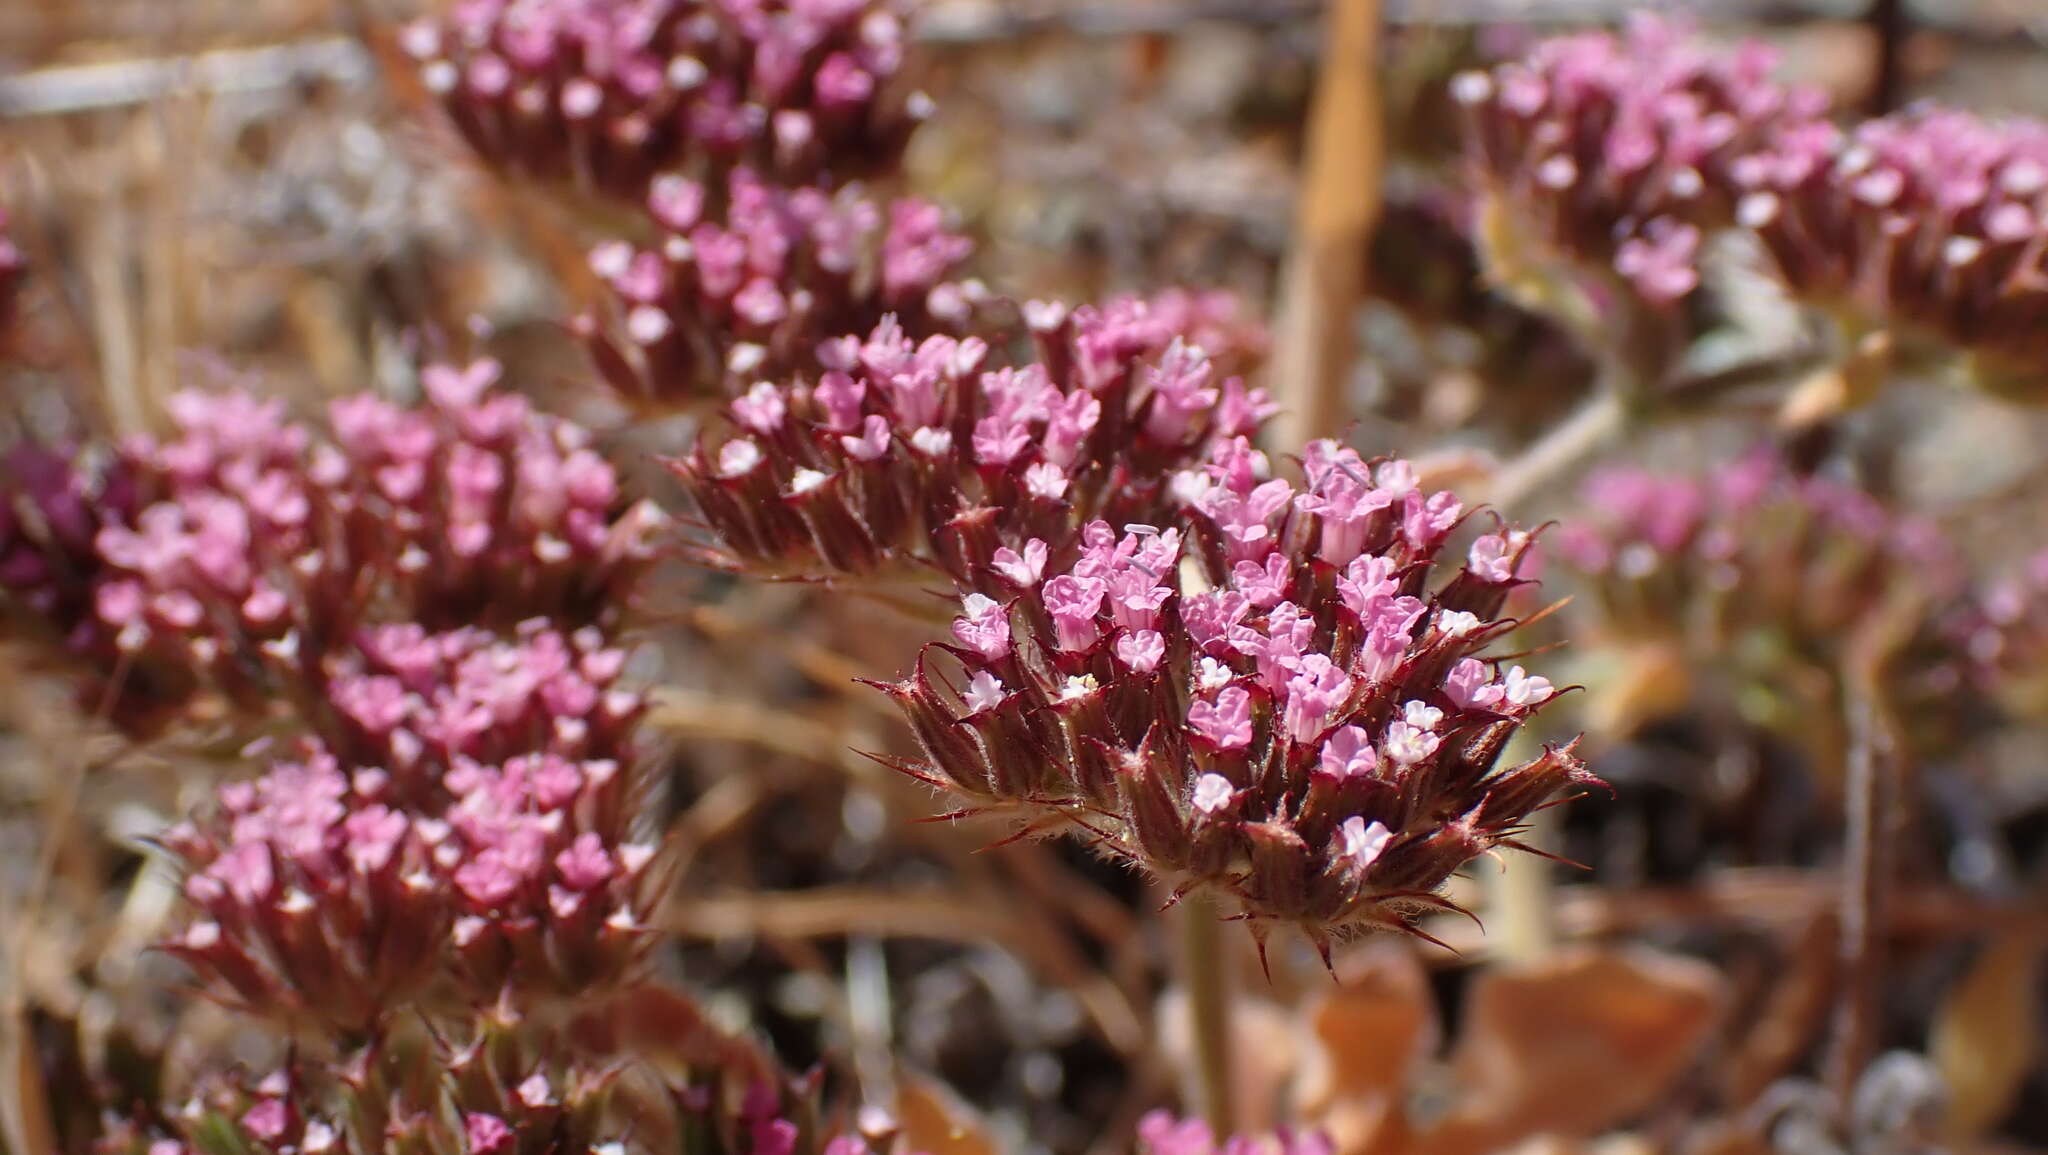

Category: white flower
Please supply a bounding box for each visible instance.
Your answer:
[962,671,1006,714]
[1401,700,1444,731]
[1383,721,1441,766]
[1339,816,1393,868]
[910,426,954,456]
[1191,773,1234,815]
[1436,609,1481,637]
[1501,665,1554,708]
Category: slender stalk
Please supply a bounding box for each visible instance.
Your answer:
[1828,597,1916,1107]
[1490,804,1559,963]
[1487,389,1627,515]
[1178,894,1235,1137]
[1829,684,1893,1107]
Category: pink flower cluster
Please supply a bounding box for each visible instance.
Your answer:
[84,363,661,727]
[324,621,645,799]
[1941,548,2048,717]
[162,624,657,1030]
[402,0,925,201]
[1137,1111,1334,1155]
[164,733,660,1028]
[673,301,1277,588]
[877,439,1589,949]
[1733,106,2048,388]
[1454,15,1831,305]
[1554,452,1958,650]
[112,1045,910,1155]
[112,1038,628,1155]
[578,168,977,403]
[1,444,138,656]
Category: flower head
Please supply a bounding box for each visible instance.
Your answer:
[403,0,926,201]
[80,364,661,732]
[1733,105,2048,392]
[869,441,1589,949]
[671,301,1277,591]
[1454,15,1830,308]
[578,170,976,404]
[163,621,657,1028]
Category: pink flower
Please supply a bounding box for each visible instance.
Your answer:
[951,594,1013,660]
[1187,687,1254,750]
[1116,629,1166,674]
[1339,817,1393,868]
[465,1113,515,1155]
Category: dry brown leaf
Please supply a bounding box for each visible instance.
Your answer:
[1586,639,1695,742]
[1296,945,1439,1155]
[1299,944,1439,1111]
[1931,929,2046,1141]
[1724,916,1837,1105]
[1443,947,1725,1143]
[894,1067,1002,1155]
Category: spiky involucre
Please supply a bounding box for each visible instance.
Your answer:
[872,438,1593,960]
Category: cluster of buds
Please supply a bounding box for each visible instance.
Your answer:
[1731,106,2048,392]
[162,651,662,1031]
[104,1032,624,1155]
[1553,452,1958,652]
[874,438,1591,954]
[1137,1111,1334,1155]
[400,0,926,202]
[671,302,1277,590]
[1453,15,1831,307]
[105,1036,906,1155]
[83,363,662,730]
[1938,548,2048,719]
[577,168,977,404]
[1,443,139,655]
[323,621,646,800]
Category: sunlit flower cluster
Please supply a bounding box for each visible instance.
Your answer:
[672,302,1277,588]
[876,439,1589,953]
[1733,106,2048,391]
[163,708,662,1029]
[60,364,661,732]
[1940,548,2048,719]
[1454,15,1830,306]
[402,0,925,201]
[578,168,978,403]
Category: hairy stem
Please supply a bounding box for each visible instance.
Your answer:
[1178,894,1235,1136]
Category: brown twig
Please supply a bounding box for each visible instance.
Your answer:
[1824,593,1920,1107]
[1267,0,1382,453]
[1827,683,1890,1107]
[1865,0,1909,116]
